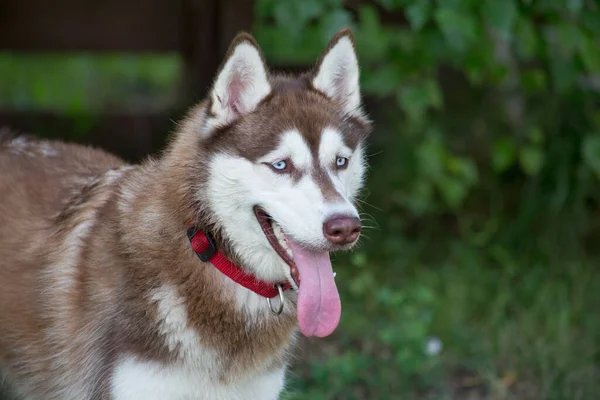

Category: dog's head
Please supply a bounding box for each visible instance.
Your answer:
[188,29,371,337]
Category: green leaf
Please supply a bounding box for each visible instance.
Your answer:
[348,271,376,296]
[521,69,548,93]
[406,0,432,31]
[362,64,402,97]
[557,23,585,57]
[567,0,583,14]
[425,79,443,108]
[514,17,538,59]
[446,156,478,185]
[582,135,600,179]
[398,79,442,122]
[321,9,353,40]
[414,286,436,304]
[377,0,409,11]
[274,3,301,37]
[434,7,477,52]
[299,0,326,20]
[465,65,483,85]
[351,252,368,267]
[549,58,577,93]
[579,34,600,74]
[416,133,446,179]
[438,0,477,11]
[273,0,325,25]
[407,180,435,215]
[355,6,390,63]
[519,145,545,176]
[438,177,469,208]
[482,0,517,40]
[255,0,277,19]
[492,137,517,173]
[528,126,544,145]
[581,8,600,37]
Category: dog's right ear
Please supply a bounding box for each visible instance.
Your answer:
[201,33,271,137]
[312,29,363,119]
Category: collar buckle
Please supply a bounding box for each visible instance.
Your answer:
[187,227,217,262]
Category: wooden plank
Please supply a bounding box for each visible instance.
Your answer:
[180,0,220,101]
[179,0,255,102]
[0,0,182,52]
[217,0,256,57]
[0,111,179,162]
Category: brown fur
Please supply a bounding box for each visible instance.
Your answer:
[0,29,371,399]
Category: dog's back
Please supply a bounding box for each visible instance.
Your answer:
[0,131,126,397]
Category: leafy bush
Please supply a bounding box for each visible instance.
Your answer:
[256,1,600,398]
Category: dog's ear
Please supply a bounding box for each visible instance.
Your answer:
[312,28,363,118]
[202,33,271,136]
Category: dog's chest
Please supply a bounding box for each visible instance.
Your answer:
[109,356,286,400]
[107,284,290,399]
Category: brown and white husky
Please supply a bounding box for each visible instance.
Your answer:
[0,28,372,399]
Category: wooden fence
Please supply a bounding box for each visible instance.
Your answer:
[0,0,255,161]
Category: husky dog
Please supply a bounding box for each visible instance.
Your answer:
[0,28,372,399]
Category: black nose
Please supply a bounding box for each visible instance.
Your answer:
[323,216,361,245]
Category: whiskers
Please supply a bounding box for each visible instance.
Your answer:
[358,212,380,232]
[356,196,383,212]
[367,149,384,159]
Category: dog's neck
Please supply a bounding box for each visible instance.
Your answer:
[111,132,298,380]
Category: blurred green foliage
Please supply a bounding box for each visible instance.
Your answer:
[255,0,600,398]
[0,54,180,113]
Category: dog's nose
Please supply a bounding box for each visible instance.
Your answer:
[323,216,361,245]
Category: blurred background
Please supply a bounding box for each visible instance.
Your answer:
[1,0,599,399]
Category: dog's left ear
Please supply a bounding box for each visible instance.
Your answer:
[312,29,363,118]
[202,33,271,136]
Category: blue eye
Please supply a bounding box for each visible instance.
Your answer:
[336,157,348,168]
[272,160,287,170]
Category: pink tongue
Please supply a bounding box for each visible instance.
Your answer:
[287,240,341,337]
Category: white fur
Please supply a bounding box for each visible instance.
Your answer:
[111,357,285,400]
[258,129,312,169]
[319,127,352,167]
[202,42,271,136]
[204,128,363,291]
[319,128,366,203]
[111,284,286,400]
[150,285,215,362]
[7,136,29,155]
[116,166,150,215]
[39,142,60,157]
[342,144,367,201]
[312,36,363,117]
[6,137,60,158]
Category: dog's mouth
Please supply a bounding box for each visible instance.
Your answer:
[253,205,341,338]
[253,206,300,289]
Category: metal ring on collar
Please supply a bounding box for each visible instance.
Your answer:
[266,284,285,315]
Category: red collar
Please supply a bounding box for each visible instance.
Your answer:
[187,228,292,298]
